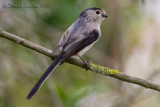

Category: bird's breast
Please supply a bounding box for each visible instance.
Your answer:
[77,41,96,56]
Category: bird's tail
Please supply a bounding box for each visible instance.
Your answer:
[26,51,64,100]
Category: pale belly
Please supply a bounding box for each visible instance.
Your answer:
[77,41,96,56]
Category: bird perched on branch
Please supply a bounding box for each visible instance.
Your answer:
[26,7,108,100]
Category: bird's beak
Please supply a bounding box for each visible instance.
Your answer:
[102,14,108,18]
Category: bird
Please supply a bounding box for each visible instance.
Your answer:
[26,7,108,100]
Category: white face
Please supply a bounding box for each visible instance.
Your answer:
[85,9,108,24]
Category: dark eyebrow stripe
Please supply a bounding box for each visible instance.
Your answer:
[86,7,102,11]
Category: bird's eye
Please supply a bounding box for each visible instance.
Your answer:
[96,10,100,14]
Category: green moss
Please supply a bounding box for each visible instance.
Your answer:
[89,62,119,75]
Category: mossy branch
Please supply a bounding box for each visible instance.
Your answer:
[0,28,160,92]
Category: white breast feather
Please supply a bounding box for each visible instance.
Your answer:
[77,41,96,56]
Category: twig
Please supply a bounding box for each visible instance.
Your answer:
[0,28,160,92]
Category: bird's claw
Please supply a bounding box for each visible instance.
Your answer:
[84,60,91,71]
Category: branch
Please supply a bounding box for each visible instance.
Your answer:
[0,28,160,92]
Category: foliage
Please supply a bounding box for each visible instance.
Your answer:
[0,0,160,107]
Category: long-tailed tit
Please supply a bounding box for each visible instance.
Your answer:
[26,7,108,100]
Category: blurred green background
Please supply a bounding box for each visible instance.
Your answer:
[0,0,160,107]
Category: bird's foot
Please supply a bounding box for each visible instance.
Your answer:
[84,60,91,71]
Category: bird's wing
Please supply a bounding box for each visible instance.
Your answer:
[52,18,84,55]
[60,30,100,64]
[52,26,72,55]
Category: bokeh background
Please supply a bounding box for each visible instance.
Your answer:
[0,0,160,107]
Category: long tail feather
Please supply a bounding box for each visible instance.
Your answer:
[26,52,64,100]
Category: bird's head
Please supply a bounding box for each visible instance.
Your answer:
[80,7,108,24]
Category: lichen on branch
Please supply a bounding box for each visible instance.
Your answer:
[89,62,119,75]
